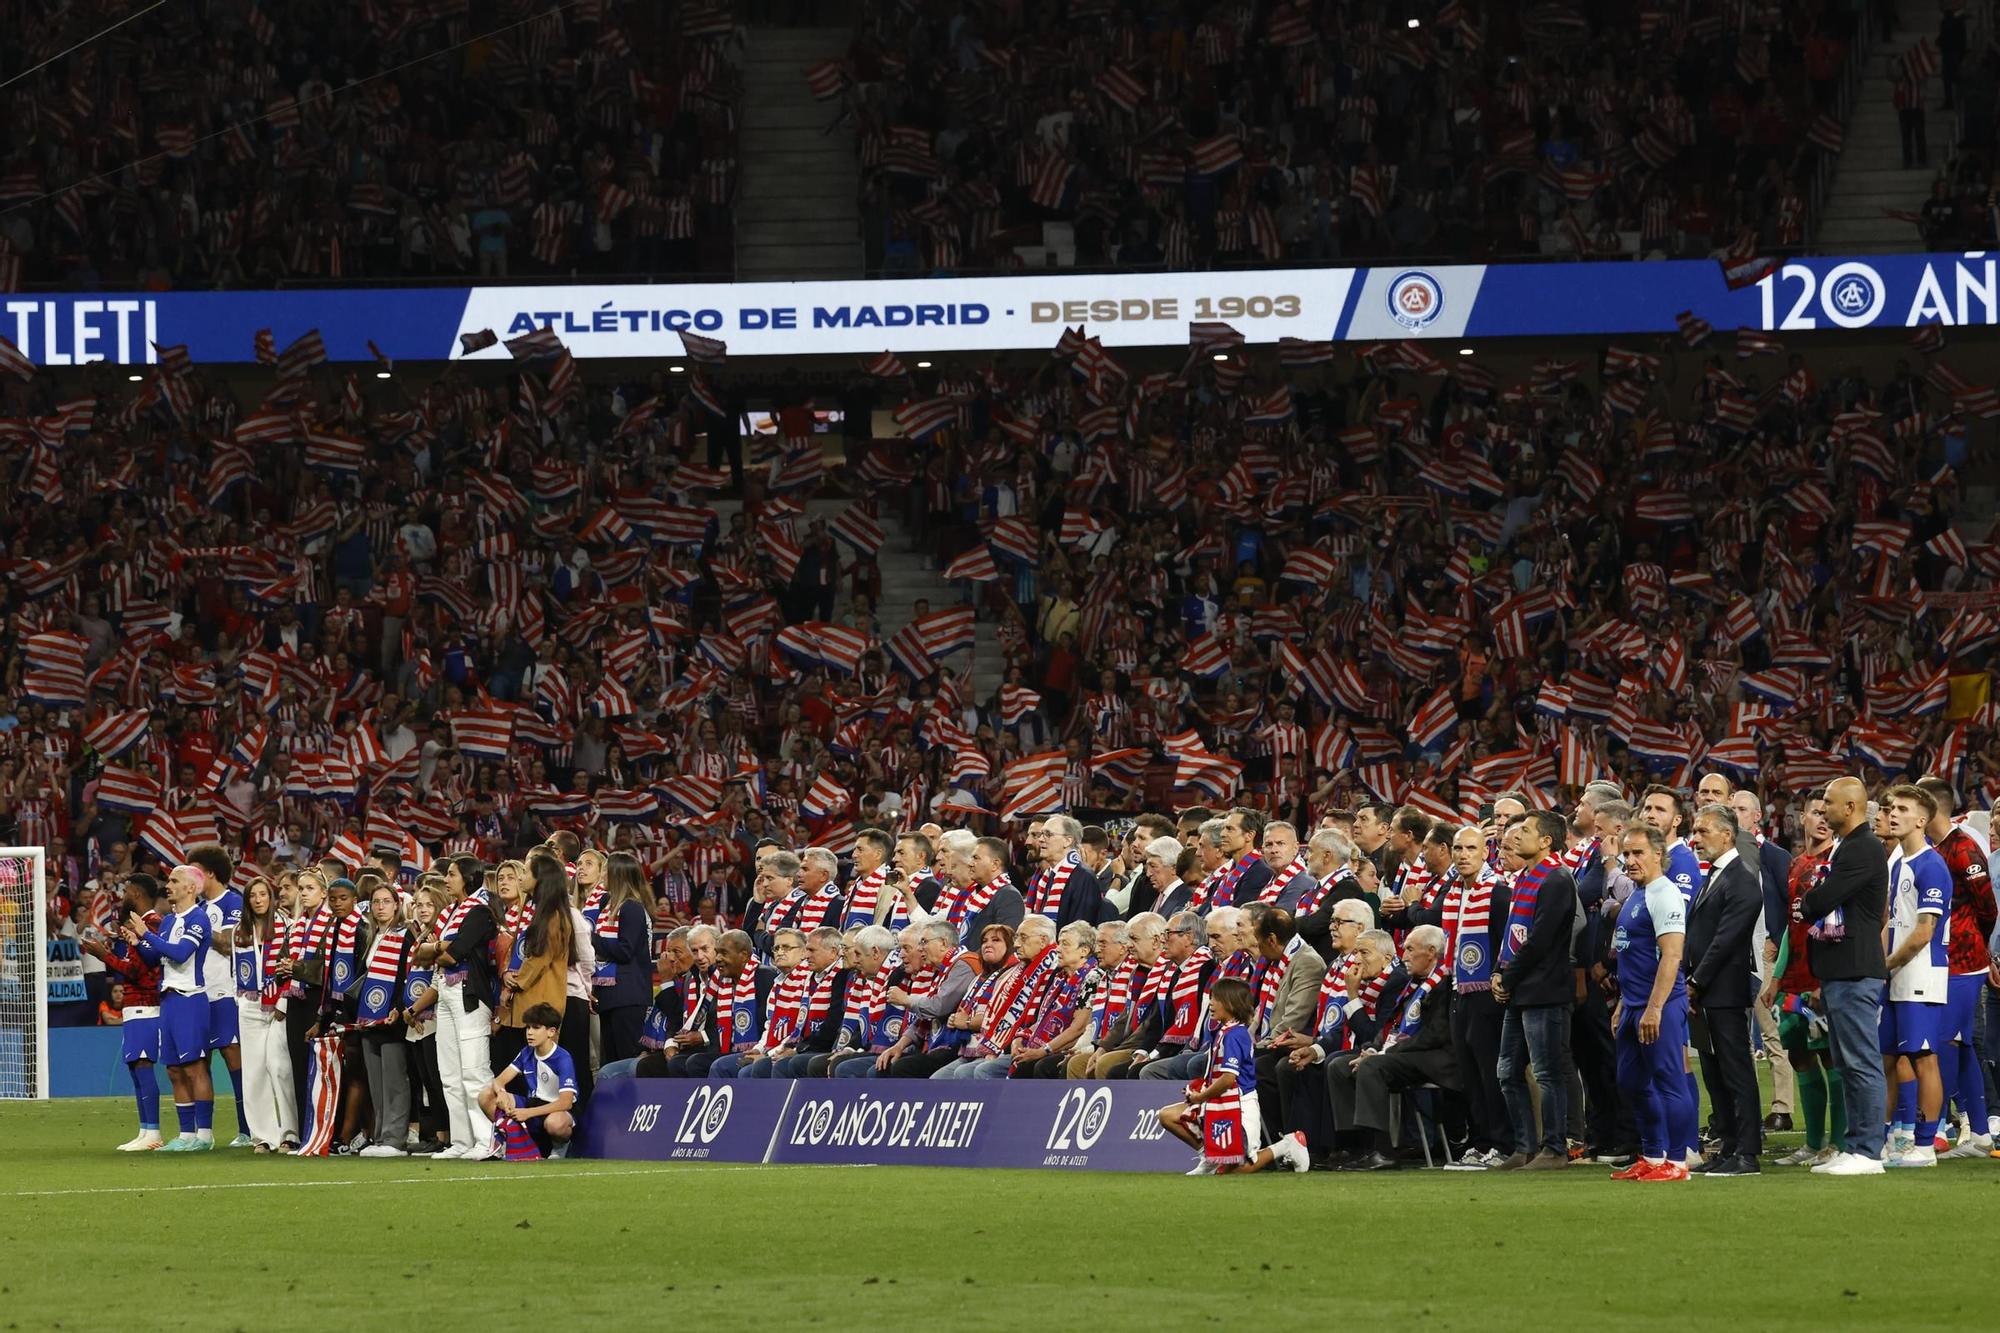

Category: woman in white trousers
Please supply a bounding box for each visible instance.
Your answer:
[420,856,498,1159]
[231,878,298,1152]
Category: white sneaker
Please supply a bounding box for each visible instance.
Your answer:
[1809,1151,1846,1174]
[1819,1152,1887,1176]
[117,1130,163,1151]
[1682,1152,1704,1171]
[1277,1131,1310,1174]
[432,1144,468,1160]
[1185,1158,1219,1176]
[1480,1148,1507,1166]
[470,1141,500,1161]
[1444,1147,1490,1172]
[358,1143,405,1158]
[1945,1134,1994,1159]
[1889,1144,1937,1168]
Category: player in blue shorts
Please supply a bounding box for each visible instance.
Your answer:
[1609,824,1695,1182]
[190,845,252,1147]
[130,865,216,1152]
[82,872,166,1150]
[1154,979,1311,1175]
[1640,784,1702,1164]
[1880,784,1952,1168]
[478,1003,578,1160]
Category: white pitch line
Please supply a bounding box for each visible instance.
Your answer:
[3,1161,860,1200]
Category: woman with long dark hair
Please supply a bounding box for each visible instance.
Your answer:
[593,851,657,1066]
[230,877,296,1152]
[412,853,496,1159]
[498,849,594,1111]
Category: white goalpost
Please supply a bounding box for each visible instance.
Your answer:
[0,848,48,1100]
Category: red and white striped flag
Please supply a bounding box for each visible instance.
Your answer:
[862,351,906,378]
[0,334,35,381]
[942,544,1000,582]
[678,329,727,363]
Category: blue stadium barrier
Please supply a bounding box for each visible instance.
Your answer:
[48,1026,232,1100]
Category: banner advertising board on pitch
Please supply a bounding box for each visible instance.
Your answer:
[11,252,2000,366]
[577,1077,1194,1172]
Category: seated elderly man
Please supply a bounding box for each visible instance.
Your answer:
[868,920,982,1076]
[1103,910,1215,1079]
[662,924,723,1075]
[672,929,773,1077]
[813,924,899,1077]
[741,927,848,1078]
[1071,913,1166,1077]
[1331,924,1458,1171]
[1058,918,1134,1076]
[1008,921,1105,1077]
[932,915,1059,1079]
[894,923,1014,1078]
[1269,913,1397,1160]
[1138,908,1246,1082]
[711,928,804,1078]
[1295,827,1367,959]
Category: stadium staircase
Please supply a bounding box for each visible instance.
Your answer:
[706,495,1005,705]
[1815,0,1951,253]
[736,27,865,280]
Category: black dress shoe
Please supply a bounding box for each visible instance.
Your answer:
[1687,1155,1715,1174]
[1323,1149,1353,1167]
[1704,1154,1761,1177]
[1763,1112,1794,1132]
[1338,1150,1398,1172]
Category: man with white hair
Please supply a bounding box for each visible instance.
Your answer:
[1105,910,1216,1081]
[746,850,801,957]
[813,924,900,1077]
[934,915,1060,1079]
[1295,826,1363,960]
[765,847,845,937]
[1029,814,1109,927]
[1731,785,1796,1133]
[1072,914,1166,1078]
[1189,819,1230,912]
[1140,836,1194,919]
[1332,925,1456,1172]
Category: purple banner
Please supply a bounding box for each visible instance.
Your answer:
[576,1077,792,1163]
[768,1080,1192,1172]
[576,1077,1197,1172]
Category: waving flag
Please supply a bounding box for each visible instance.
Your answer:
[942,544,1000,582]
[1408,685,1460,750]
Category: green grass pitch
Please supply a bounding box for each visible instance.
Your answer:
[6,1098,2000,1330]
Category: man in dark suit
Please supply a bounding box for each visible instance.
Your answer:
[1334,924,1458,1171]
[888,831,945,920]
[1033,816,1111,926]
[1214,808,1274,907]
[1733,787,1797,1131]
[1492,810,1580,1170]
[1139,838,1195,920]
[959,837,1027,944]
[1686,803,1766,1175]
[1797,776,1891,1174]
[1271,915,1400,1162]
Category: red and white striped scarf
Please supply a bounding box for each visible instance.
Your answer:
[839,968,883,1046]
[943,875,1007,933]
[1295,870,1354,917]
[355,928,406,1026]
[1091,954,1144,1038]
[1312,950,1353,1030]
[980,944,1060,1052]
[711,960,755,1051]
[1255,934,1303,1032]
[1194,853,1260,911]
[845,865,890,921]
[1561,836,1600,874]
[437,890,486,940]
[800,965,842,1033]
[1392,858,1434,908]
[1133,956,1168,1009]
[1162,945,1214,1044]
[1029,853,1081,915]
[287,906,331,995]
[1257,855,1308,904]
[764,961,812,1049]
[774,885,841,933]
[1440,865,1500,989]
[259,920,290,1009]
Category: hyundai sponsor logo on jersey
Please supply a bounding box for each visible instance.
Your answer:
[10,253,1999,366]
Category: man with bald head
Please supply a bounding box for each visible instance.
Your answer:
[1798,776,1892,1175]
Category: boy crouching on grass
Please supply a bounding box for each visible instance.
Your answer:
[1156,979,1311,1176]
[478,1002,578,1160]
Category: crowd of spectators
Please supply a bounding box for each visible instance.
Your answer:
[1910,4,2000,250]
[0,0,742,292]
[822,0,1865,274]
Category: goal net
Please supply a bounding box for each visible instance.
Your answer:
[0,849,48,1099]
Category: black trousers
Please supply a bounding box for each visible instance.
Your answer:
[600,1004,646,1066]
[1254,1050,1287,1142]
[560,996,594,1108]
[1329,1046,1460,1148]
[285,987,320,1141]
[1696,1004,1763,1158]
[1012,1052,1071,1078]
[668,1051,721,1077]
[411,1034,448,1139]
[1275,1053,1335,1155]
[888,1047,962,1079]
[1572,988,1631,1150]
[492,1025,524,1078]
[1451,987,1508,1152]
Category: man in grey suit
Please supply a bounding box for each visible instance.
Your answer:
[1686,803,1767,1175]
[1247,906,1325,1141]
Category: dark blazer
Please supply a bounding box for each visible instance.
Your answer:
[1294,871,1361,962]
[1498,865,1578,1008]
[1053,863,1110,927]
[439,898,498,1015]
[1152,881,1195,922]
[965,885,1026,945]
[1390,973,1456,1060]
[1324,963,1407,1054]
[1686,853,1762,1008]
[1272,870,1319,914]
[1798,826,1889,981]
[589,898,654,1010]
[1225,858,1274,908]
[1754,837,1794,940]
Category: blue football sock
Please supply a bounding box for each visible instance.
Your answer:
[130,1065,160,1131]
[174,1102,196,1134]
[194,1099,214,1130]
[1896,1078,1918,1128]
[1916,1114,1939,1145]
[228,1063,249,1134]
